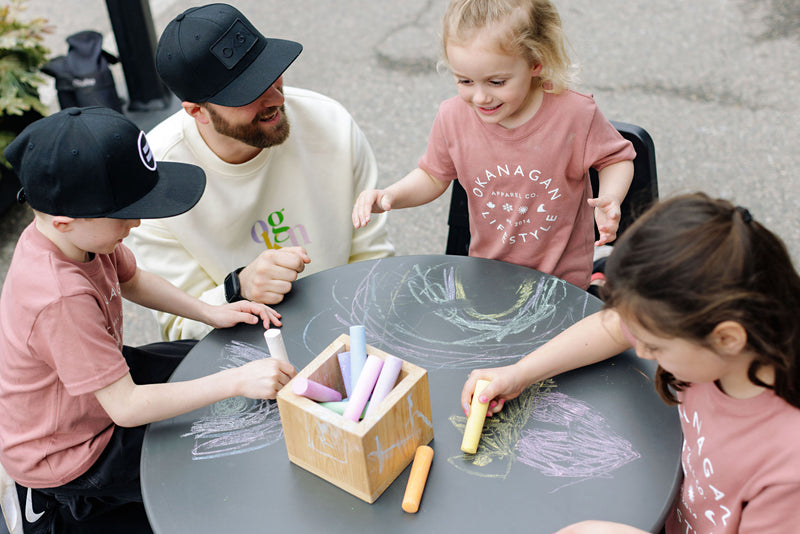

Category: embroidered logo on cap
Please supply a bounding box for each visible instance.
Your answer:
[210,19,258,70]
[138,131,157,171]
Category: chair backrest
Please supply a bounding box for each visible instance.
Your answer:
[445,120,658,256]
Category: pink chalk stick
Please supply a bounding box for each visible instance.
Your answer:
[365,355,403,416]
[343,354,383,422]
[338,351,352,397]
[292,377,342,403]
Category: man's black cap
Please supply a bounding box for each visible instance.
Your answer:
[156,3,303,106]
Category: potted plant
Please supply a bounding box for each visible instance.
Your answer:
[0,0,50,214]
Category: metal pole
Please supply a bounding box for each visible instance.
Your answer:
[104,0,171,111]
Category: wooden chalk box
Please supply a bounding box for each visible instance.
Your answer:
[276,334,434,503]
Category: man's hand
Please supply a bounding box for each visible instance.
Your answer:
[238,247,311,304]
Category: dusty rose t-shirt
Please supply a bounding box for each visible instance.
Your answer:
[0,223,134,487]
[666,382,800,533]
[420,90,635,288]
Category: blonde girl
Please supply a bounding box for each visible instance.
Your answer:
[354,0,635,289]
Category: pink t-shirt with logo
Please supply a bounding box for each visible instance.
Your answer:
[419,90,635,288]
[666,382,800,533]
[0,223,134,487]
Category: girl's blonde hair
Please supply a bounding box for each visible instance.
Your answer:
[442,0,576,93]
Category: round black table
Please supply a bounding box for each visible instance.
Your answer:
[141,255,681,533]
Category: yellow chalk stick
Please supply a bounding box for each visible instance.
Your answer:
[402,445,434,513]
[460,379,490,454]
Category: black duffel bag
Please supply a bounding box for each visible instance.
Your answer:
[42,30,123,112]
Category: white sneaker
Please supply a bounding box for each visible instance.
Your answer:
[0,462,23,534]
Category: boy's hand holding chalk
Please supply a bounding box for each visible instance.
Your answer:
[461,379,491,454]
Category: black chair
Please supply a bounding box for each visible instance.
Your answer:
[445,120,658,256]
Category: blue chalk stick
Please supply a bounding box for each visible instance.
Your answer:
[349,325,367,388]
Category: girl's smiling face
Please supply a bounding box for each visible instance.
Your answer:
[446,29,542,129]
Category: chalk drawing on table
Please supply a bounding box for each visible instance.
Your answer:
[448,380,557,478]
[448,381,640,491]
[515,390,641,484]
[303,260,590,369]
[182,341,284,460]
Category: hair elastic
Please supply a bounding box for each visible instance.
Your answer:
[735,206,753,224]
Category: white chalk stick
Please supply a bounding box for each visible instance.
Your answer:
[264,328,289,362]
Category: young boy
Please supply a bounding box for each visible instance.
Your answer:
[0,107,297,533]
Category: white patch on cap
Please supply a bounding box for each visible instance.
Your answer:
[138,130,157,171]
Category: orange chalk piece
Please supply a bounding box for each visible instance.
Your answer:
[401,445,434,513]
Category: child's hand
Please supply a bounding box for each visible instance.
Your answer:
[234,358,297,399]
[461,365,529,417]
[205,301,282,330]
[352,189,393,228]
[588,196,622,246]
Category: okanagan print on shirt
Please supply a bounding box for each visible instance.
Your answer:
[470,161,563,249]
[674,403,732,531]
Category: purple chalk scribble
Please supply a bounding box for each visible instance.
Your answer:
[182,341,283,460]
[515,392,640,481]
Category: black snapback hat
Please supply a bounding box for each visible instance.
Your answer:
[4,106,206,219]
[156,3,303,107]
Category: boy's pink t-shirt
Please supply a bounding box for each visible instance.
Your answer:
[0,223,135,487]
[666,382,800,533]
[419,90,635,288]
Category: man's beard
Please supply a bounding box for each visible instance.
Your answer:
[206,104,291,149]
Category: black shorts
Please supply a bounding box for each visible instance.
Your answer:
[16,340,196,534]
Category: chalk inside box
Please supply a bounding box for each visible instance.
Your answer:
[276,333,434,503]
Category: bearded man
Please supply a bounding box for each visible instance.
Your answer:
[128,3,394,341]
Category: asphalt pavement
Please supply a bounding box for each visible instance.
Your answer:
[1,0,797,344]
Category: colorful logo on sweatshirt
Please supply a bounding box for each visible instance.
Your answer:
[250,208,311,249]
